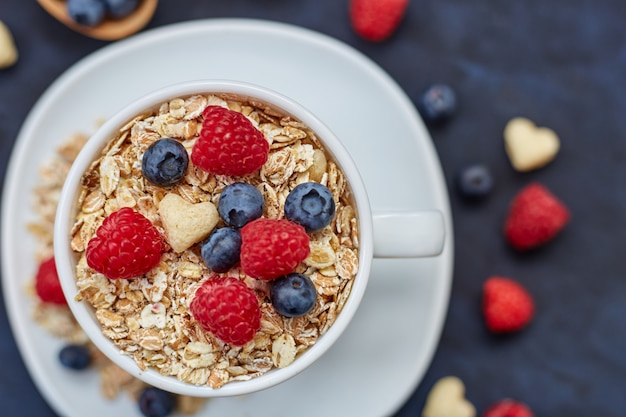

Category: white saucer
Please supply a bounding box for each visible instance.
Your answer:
[1,19,453,417]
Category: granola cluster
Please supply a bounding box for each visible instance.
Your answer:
[69,93,359,388]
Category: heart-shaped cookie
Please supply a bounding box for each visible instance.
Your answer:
[422,376,476,417]
[504,117,560,172]
[0,21,18,69]
[158,193,219,253]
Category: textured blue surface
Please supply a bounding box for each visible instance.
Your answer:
[1,1,626,416]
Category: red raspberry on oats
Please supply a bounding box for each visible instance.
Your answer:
[191,106,269,176]
[190,276,261,346]
[240,218,310,280]
[35,256,67,305]
[86,207,164,280]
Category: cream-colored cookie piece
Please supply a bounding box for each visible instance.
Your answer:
[504,117,560,172]
[0,21,18,69]
[158,193,219,253]
[422,376,476,417]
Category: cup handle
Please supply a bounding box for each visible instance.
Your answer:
[372,210,445,258]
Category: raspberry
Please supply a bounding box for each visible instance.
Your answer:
[189,276,261,346]
[483,399,534,417]
[349,0,409,42]
[35,256,67,305]
[504,183,570,251]
[86,207,164,280]
[240,218,310,280]
[191,106,269,176]
[483,276,534,333]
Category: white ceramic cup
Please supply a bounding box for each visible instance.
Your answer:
[54,80,445,398]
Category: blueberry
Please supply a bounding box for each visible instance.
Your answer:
[58,344,91,370]
[103,0,139,18]
[200,228,242,273]
[142,138,189,187]
[284,182,335,232]
[67,0,106,27]
[271,273,317,317]
[419,84,457,125]
[138,387,175,417]
[218,183,264,228]
[456,164,494,199]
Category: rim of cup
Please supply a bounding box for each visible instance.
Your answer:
[54,79,374,397]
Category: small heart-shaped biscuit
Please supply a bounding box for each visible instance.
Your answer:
[0,21,18,69]
[504,117,560,172]
[422,376,476,417]
[158,193,219,253]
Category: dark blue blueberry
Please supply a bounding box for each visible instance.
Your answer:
[284,182,335,232]
[218,183,264,228]
[67,0,106,27]
[270,273,317,318]
[103,0,139,18]
[138,387,175,417]
[456,164,494,199]
[58,344,91,370]
[142,138,189,187]
[200,228,242,273]
[419,84,457,125]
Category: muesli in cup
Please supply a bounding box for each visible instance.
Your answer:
[69,92,359,389]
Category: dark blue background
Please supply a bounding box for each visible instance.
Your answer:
[1,1,625,416]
